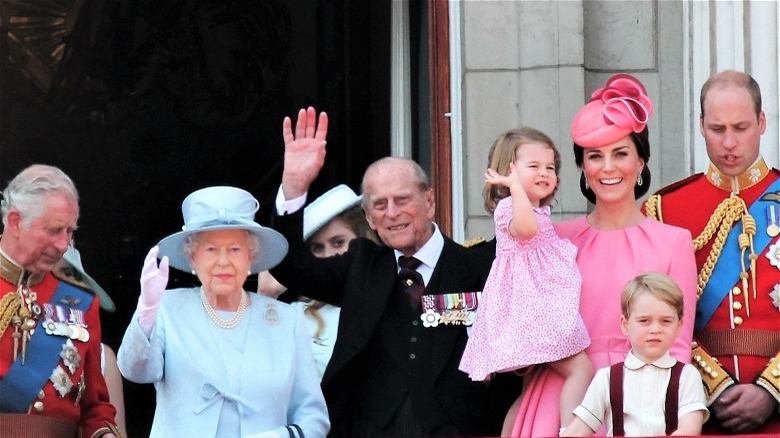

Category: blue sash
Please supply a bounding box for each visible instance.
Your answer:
[0,281,93,412]
[695,177,780,330]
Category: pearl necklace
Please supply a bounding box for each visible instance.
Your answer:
[200,287,247,329]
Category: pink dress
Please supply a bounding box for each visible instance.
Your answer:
[459,198,589,381]
[511,216,698,437]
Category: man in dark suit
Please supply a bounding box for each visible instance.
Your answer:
[270,107,502,437]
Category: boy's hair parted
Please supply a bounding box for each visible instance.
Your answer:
[483,127,561,214]
[621,272,684,319]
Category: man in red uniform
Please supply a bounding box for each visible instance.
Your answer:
[645,70,779,434]
[0,165,120,437]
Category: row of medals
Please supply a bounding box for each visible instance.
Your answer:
[12,286,90,365]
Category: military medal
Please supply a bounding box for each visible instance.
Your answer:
[60,339,81,373]
[43,303,90,342]
[767,205,779,237]
[420,292,481,327]
[49,365,73,397]
[264,301,279,327]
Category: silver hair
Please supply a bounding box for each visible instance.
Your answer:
[1,164,79,228]
[183,229,261,263]
[360,157,430,210]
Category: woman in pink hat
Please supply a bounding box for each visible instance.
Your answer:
[510,74,698,437]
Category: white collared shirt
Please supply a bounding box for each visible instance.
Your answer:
[573,351,708,436]
[393,224,444,286]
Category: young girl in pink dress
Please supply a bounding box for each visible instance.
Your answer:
[459,127,594,432]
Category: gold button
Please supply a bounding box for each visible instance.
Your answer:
[731,286,741,296]
[734,316,743,325]
[33,401,44,412]
[710,371,718,378]
[705,366,712,373]
[405,279,413,287]
[694,355,701,361]
[699,361,707,367]
[733,302,742,311]
[772,370,780,378]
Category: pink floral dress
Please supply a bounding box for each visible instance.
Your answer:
[459,197,589,381]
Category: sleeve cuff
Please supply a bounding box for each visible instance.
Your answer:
[276,186,306,215]
[691,341,735,404]
[572,405,601,433]
[755,352,780,406]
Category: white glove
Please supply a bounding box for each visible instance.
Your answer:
[137,246,169,336]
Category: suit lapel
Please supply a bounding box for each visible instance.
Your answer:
[427,240,473,377]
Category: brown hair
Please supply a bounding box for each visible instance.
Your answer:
[700,70,762,119]
[301,205,377,340]
[483,127,561,214]
[621,272,684,320]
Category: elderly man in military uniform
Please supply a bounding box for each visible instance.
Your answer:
[644,70,780,434]
[0,164,120,437]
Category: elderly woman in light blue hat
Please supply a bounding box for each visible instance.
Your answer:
[117,186,329,438]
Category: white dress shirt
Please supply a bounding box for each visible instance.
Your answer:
[573,350,708,436]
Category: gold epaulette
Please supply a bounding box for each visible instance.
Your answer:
[462,237,486,248]
[756,351,780,405]
[692,341,735,404]
[644,194,662,221]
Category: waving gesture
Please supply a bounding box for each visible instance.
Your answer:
[281,107,328,200]
[137,246,169,336]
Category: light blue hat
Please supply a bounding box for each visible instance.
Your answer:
[61,247,116,312]
[157,186,288,273]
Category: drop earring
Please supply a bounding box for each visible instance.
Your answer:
[637,173,643,186]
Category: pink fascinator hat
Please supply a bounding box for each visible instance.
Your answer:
[570,74,654,148]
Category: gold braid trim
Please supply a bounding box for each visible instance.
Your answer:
[0,291,22,335]
[692,341,736,404]
[694,195,753,300]
[643,195,662,221]
[756,352,780,405]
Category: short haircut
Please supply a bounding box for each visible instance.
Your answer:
[700,70,762,119]
[360,157,430,210]
[621,272,684,319]
[1,164,79,227]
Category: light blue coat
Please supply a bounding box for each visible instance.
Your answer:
[118,288,329,437]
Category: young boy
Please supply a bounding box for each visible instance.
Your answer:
[562,272,708,436]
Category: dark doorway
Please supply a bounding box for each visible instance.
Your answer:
[0,0,391,434]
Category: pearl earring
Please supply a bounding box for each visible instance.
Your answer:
[637,173,643,186]
[191,270,196,275]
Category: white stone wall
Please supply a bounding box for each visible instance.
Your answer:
[455,0,779,241]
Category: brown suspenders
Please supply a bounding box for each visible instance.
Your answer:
[609,361,685,436]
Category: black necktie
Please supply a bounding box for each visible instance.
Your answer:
[398,256,424,308]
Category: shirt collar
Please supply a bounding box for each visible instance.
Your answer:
[705,156,770,193]
[394,222,444,270]
[623,350,677,370]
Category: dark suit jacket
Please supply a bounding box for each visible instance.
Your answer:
[271,209,501,436]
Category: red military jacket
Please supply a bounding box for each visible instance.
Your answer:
[0,252,117,437]
[644,158,780,422]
